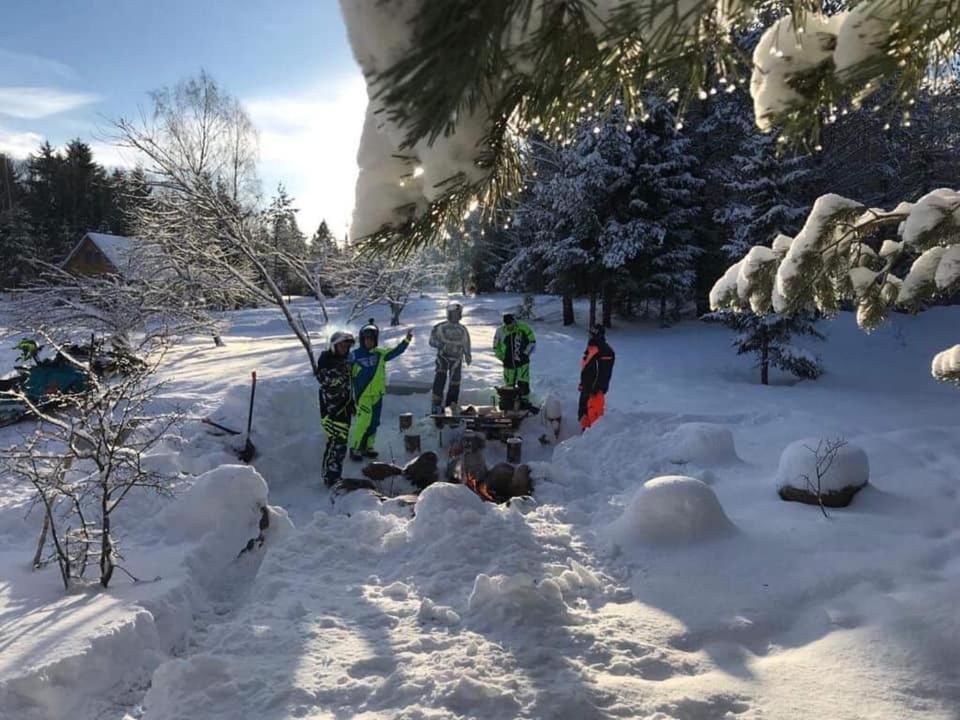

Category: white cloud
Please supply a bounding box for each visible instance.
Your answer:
[88,141,141,170]
[0,127,45,158]
[0,86,100,119]
[0,50,76,84]
[245,74,367,240]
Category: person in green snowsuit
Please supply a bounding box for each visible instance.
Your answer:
[493,312,538,412]
[348,321,412,461]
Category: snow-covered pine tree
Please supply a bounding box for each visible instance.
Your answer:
[704,309,823,385]
[308,220,341,300]
[498,129,613,325]
[707,101,812,260]
[619,100,705,325]
[264,185,309,296]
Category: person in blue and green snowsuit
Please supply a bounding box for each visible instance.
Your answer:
[348,321,412,460]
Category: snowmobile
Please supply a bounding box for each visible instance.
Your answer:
[0,336,140,428]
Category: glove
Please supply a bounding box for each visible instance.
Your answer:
[465,356,472,365]
[527,342,536,356]
[405,330,413,342]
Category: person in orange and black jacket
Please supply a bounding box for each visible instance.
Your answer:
[578,324,615,431]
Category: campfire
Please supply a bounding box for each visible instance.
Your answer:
[464,471,495,502]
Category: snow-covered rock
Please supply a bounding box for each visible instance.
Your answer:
[775,438,869,508]
[661,423,739,467]
[614,475,736,546]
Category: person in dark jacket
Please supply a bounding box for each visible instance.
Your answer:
[316,330,355,486]
[579,324,615,431]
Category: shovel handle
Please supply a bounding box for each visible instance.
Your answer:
[246,371,257,435]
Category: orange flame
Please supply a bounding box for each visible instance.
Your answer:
[464,472,495,502]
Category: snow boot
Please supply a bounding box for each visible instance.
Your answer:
[364,449,379,459]
[349,449,364,462]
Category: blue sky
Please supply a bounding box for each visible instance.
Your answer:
[0,0,366,238]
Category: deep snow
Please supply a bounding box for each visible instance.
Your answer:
[1,293,959,719]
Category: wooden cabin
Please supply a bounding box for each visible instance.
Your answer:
[61,232,135,278]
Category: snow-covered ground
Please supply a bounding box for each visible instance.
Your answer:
[1,293,959,719]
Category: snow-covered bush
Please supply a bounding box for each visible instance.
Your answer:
[613,475,735,546]
[775,438,869,510]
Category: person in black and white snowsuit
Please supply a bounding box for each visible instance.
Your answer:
[316,330,355,487]
[429,302,472,413]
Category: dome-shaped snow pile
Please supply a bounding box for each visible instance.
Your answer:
[614,475,736,546]
[775,438,869,508]
[661,423,739,466]
[409,482,492,542]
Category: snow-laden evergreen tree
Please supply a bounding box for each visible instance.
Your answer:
[264,185,309,295]
[309,220,341,300]
[497,114,643,324]
[501,102,704,326]
[620,100,705,325]
[706,101,812,260]
[704,309,824,385]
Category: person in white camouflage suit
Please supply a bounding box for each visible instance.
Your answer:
[429,302,472,414]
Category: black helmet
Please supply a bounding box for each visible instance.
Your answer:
[359,323,379,346]
[447,302,463,322]
[329,330,355,351]
[503,313,515,325]
[589,324,605,341]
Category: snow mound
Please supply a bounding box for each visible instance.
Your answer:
[775,438,869,507]
[153,465,293,589]
[661,423,739,466]
[615,475,735,546]
[467,572,570,626]
[410,482,490,538]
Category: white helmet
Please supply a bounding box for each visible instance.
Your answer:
[329,331,354,351]
[447,302,463,322]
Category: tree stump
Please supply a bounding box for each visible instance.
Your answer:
[404,433,421,454]
[506,437,522,463]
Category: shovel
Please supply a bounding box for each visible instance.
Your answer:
[237,371,257,462]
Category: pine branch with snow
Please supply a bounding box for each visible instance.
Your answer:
[339,0,960,250]
[712,187,960,386]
